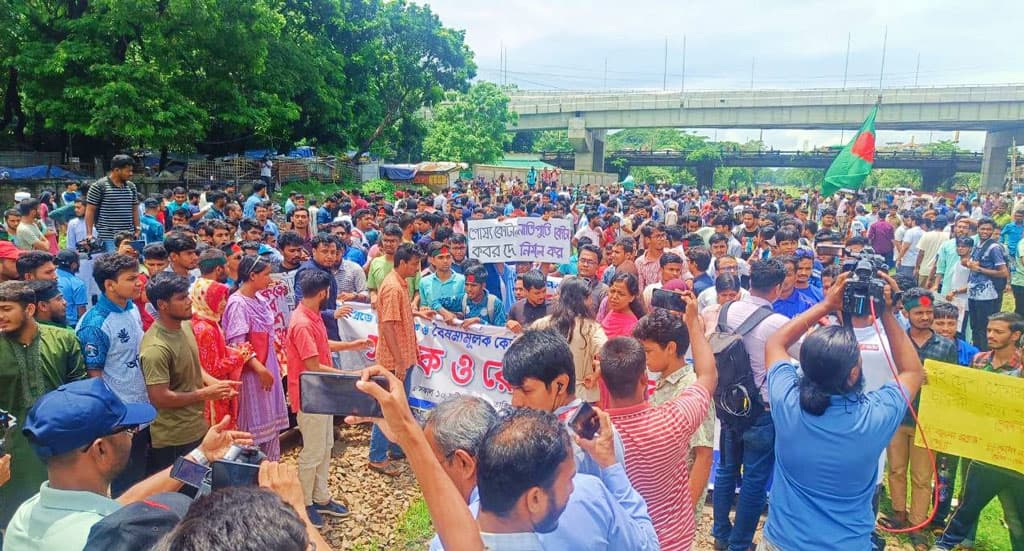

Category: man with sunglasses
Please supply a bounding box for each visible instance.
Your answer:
[3,378,253,551]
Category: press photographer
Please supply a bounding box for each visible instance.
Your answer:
[761,272,924,550]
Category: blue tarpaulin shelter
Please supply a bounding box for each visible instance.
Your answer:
[0,165,89,180]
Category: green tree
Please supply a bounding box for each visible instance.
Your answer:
[531,130,573,153]
[422,82,516,165]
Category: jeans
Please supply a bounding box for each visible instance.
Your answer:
[934,461,1024,550]
[712,411,775,551]
[368,372,412,463]
[111,426,150,498]
[968,298,1001,350]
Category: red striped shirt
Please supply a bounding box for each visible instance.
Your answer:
[607,384,711,551]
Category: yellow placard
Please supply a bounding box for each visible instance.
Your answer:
[916,359,1024,474]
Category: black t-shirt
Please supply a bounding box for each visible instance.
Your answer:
[508,299,549,326]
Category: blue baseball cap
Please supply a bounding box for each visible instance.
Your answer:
[23,378,156,460]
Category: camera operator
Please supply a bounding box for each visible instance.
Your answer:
[761,272,924,550]
[3,378,252,551]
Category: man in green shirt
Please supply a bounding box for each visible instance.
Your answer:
[931,216,976,294]
[0,281,86,528]
[367,224,421,305]
[140,272,239,474]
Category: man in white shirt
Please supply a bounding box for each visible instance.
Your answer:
[914,216,948,288]
[897,214,924,278]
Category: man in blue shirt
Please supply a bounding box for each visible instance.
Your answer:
[243,182,268,218]
[761,273,923,551]
[420,242,465,324]
[55,250,88,328]
[424,394,658,551]
[140,198,165,244]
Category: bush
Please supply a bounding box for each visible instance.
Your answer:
[362,178,398,201]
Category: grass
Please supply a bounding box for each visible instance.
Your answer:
[395,497,434,549]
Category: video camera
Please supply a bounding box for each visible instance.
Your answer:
[76,237,105,259]
[840,248,889,318]
[0,409,15,455]
[170,444,266,497]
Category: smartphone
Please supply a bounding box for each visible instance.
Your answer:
[299,372,390,417]
[170,456,211,488]
[210,460,260,490]
[129,240,146,255]
[568,402,600,440]
[815,243,845,258]
[651,288,687,313]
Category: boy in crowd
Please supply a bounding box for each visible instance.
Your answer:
[457,264,506,328]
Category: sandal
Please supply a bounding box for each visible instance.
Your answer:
[877,514,909,530]
[909,530,930,551]
[368,461,401,477]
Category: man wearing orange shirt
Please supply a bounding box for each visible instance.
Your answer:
[369,243,427,476]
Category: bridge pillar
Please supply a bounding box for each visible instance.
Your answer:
[567,117,606,172]
[920,167,956,192]
[694,164,715,191]
[981,128,1024,191]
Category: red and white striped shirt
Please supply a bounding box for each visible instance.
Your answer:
[607,384,711,551]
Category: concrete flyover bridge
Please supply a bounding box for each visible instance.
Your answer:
[509,85,1024,189]
[539,149,999,189]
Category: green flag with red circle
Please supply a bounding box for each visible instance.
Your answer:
[822,105,878,197]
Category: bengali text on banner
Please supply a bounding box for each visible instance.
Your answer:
[916,359,1024,473]
[467,217,573,264]
[334,304,514,414]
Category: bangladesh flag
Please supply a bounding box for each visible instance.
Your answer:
[822,105,878,197]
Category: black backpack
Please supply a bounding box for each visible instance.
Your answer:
[708,302,774,432]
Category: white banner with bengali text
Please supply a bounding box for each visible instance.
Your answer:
[335,304,514,414]
[467,217,573,264]
[257,272,298,376]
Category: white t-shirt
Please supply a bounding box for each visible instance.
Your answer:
[916,230,947,274]
[852,323,897,483]
[900,226,924,267]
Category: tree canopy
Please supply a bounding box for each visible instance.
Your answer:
[0,0,475,165]
[422,82,515,165]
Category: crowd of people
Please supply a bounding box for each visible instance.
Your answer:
[0,153,1022,550]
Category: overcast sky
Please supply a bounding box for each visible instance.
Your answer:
[424,0,1021,151]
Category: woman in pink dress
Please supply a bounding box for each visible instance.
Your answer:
[222,256,290,460]
[601,272,646,338]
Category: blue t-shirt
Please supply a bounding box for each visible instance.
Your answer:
[56,268,88,327]
[773,290,816,319]
[463,293,506,326]
[794,285,824,304]
[764,361,907,550]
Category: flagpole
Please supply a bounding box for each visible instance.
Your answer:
[877,26,887,103]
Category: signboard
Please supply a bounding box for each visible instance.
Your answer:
[335,304,514,414]
[917,360,1024,473]
[467,217,572,264]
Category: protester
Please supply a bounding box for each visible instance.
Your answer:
[221,255,289,460]
[370,243,424,476]
[711,258,795,551]
[601,289,715,551]
[85,155,140,252]
[532,277,608,403]
[633,308,716,522]
[506,269,549,333]
[141,272,234,474]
